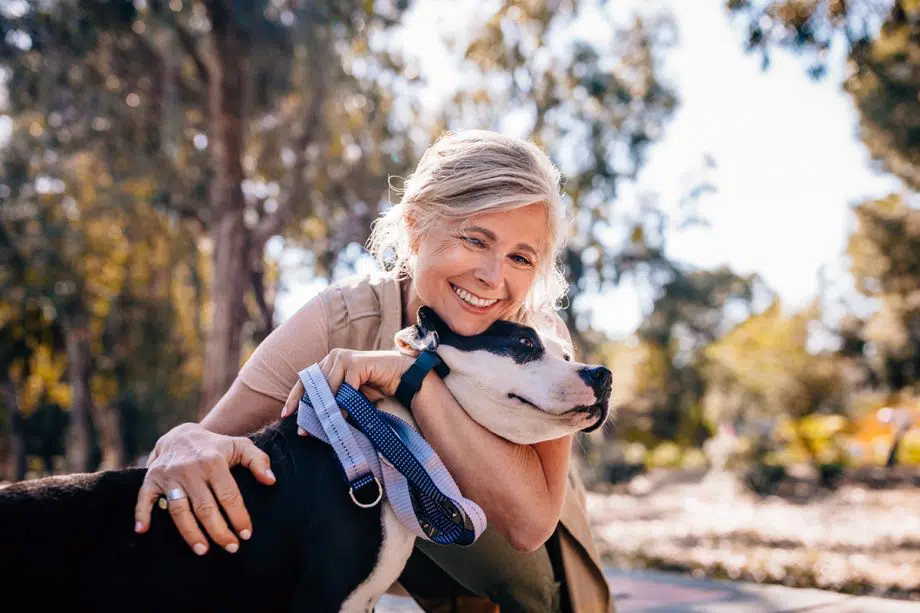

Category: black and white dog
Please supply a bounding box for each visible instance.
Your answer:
[0,307,611,613]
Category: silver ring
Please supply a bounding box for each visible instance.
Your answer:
[166,487,186,502]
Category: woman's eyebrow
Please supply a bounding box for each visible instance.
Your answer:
[463,225,538,256]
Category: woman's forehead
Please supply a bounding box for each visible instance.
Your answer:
[454,206,549,243]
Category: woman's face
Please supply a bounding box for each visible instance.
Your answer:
[411,203,548,336]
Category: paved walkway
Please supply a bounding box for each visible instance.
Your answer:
[377,568,918,612]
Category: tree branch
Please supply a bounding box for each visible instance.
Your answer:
[250,264,274,342]
[149,0,210,86]
[173,19,210,86]
[250,15,328,250]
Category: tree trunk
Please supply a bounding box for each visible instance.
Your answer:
[199,0,249,417]
[91,402,125,470]
[65,325,94,473]
[1,376,27,481]
[250,261,276,344]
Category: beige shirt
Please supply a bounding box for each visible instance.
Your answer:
[240,273,613,612]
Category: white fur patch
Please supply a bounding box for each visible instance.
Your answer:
[338,505,415,613]
[437,345,600,444]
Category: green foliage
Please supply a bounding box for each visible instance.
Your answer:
[726,0,920,190]
[702,301,844,428]
[847,194,920,388]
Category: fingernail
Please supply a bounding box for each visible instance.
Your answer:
[240,529,251,541]
[193,543,207,556]
[135,521,144,533]
[265,469,276,482]
[297,427,306,436]
[225,543,239,554]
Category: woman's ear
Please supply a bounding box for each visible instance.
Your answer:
[405,213,421,254]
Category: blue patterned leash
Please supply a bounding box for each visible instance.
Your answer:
[296,365,486,546]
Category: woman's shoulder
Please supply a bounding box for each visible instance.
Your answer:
[320,272,402,331]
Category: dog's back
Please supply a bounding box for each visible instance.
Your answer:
[0,417,386,613]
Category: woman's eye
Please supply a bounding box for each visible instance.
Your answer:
[461,235,486,248]
[510,254,533,266]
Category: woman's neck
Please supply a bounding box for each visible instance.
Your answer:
[400,276,423,328]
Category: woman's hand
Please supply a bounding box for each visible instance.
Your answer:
[134,422,276,555]
[281,349,413,425]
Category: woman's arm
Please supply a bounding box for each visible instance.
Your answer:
[200,378,285,436]
[411,374,572,553]
[202,292,332,434]
[411,313,578,552]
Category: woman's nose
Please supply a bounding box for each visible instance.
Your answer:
[474,255,503,288]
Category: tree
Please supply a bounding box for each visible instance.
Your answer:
[1,0,414,422]
[847,193,920,389]
[725,0,919,190]
[702,301,844,427]
[0,300,64,480]
[636,266,770,441]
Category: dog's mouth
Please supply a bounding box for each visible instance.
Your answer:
[510,394,607,430]
[564,402,608,432]
[508,393,541,411]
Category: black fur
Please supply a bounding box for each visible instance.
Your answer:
[0,416,384,613]
[412,307,546,365]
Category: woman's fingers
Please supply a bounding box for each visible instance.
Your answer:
[208,459,253,542]
[360,385,386,403]
[320,350,346,393]
[182,471,239,553]
[134,479,161,534]
[235,437,276,484]
[164,484,211,555]
[281,380,304,418]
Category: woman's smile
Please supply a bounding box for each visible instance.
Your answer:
[450,283,501,311]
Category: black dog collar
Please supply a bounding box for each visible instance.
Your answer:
[395,350,450,410]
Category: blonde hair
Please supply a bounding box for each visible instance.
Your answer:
[367,130,570,334]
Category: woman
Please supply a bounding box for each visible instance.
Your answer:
[133,130,612,613]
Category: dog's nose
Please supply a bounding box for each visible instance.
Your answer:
[579,366,612,398]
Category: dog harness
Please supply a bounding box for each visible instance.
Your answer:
[296,363,487,546]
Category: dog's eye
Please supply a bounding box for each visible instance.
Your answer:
[564,354,572,362]
[517,336,536,348]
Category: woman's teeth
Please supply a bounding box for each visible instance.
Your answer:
[452,285,498,308]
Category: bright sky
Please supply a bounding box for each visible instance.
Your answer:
[279,0,903,338]
[579,0,903,337]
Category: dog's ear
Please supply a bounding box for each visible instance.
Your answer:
[415,306,445,334]
[394,307,442,355]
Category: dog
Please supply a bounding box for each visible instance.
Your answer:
[0,307,612,613]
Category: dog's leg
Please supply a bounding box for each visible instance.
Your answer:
[337,505,416,613]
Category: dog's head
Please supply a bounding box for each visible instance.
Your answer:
[395,307,613,444]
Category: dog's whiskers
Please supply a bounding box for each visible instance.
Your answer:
[575,434,589,458]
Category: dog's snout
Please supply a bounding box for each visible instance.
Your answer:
[579,366,612,397]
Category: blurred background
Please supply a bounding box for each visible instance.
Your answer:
[1,0,918,603]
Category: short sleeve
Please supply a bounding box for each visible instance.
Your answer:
[238,292,330,402]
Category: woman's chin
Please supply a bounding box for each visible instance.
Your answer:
[443,312,494,337]
[446,319,487,336]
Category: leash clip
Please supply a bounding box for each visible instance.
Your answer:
[349,475,383,508]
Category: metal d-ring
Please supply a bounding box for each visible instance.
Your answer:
[349,476,383,508]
